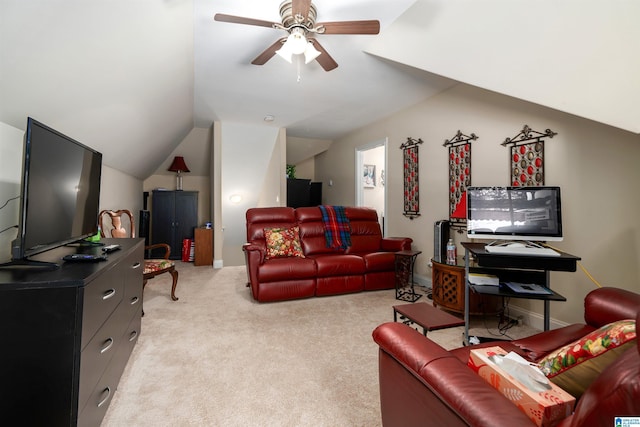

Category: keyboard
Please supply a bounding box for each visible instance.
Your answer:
[485,245,560,257]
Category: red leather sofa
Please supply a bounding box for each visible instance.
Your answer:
[244,206,412,302]
[373,287,640,427]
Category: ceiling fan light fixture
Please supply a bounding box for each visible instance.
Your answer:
[275,42,294,63]
[304,41,321,64]
[287,28,308,55]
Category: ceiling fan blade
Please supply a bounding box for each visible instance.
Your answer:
[318,20,380,35]
[292,0,312,20]
[309,39,338,72]
[214,13,278,29]
[251,38,286,66]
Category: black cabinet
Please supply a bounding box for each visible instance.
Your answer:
[0,238,143,426]
[287,179,322,207]
[151,190,198,259]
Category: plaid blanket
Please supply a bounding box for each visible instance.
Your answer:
[319,205,351,249]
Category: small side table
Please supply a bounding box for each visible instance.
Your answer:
[194,228,213,266]
[394,250,422,302]
[393,302,465,336]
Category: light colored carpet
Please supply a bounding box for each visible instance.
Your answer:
[102,263,539,426]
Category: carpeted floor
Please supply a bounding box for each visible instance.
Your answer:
[102,262,538,426]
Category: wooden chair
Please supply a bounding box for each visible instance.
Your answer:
[99,210,179,313]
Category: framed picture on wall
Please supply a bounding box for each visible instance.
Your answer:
[364,164,376,188]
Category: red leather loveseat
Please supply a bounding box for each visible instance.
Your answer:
[372,287,640,427]
[244,206,412,302]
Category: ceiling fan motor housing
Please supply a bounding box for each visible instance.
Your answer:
[279,0,317,29]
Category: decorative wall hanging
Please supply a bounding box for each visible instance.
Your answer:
[501,125,557,186]
[443,130,478,228]
[400,137,423,219]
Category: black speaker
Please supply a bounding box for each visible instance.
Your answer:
[139,210,150,246]
[310,182,322,206]
[434,220,450,263]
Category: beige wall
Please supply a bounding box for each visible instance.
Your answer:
[294,157,315,180]
[316,84,640,326]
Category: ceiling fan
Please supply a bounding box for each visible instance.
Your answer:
[214,0,380,71]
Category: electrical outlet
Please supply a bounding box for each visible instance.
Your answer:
[516,316,524,326]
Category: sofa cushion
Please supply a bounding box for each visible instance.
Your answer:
[257,257,317,282]
[538,319,636,397]
[264,226,304,259]
[313,254,365,277]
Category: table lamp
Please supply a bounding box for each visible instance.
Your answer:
[168,156,190,191]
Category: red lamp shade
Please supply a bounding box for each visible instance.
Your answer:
[168,156,190,173]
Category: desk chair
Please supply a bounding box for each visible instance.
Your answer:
[99,210,179,313]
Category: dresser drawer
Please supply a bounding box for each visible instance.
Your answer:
[122,252,143,323]
[81,267,124,347]
[78,309,141,427]
[78,307,128,411]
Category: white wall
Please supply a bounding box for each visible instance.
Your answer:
[368,0,640,135]
[316,84,640,325]
[216,122,284,266]
[0,122,24,262]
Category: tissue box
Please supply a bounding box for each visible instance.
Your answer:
[468,346,575,427]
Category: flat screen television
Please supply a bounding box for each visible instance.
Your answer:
[466,186,563,242]
[4,117,102,268]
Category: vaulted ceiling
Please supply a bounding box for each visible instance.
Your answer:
[1,1,638,180]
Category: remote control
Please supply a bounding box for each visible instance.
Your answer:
[102,244,121,253]
[62,254,107,262]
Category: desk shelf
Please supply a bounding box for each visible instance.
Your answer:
[462,242,580,343]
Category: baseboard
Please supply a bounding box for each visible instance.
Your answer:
[213,259,224,269]
[413,273,431,288]
[505,304,568,331]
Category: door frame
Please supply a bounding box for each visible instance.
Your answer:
[355,137,388,236]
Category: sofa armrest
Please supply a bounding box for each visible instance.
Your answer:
[380,237,412,252]
[583,287,640,328]
[373,323,535,427]
[243,243,265,295]
[513,324,596,361]
[243,243,265,264]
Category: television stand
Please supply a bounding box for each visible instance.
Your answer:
[0,259,59,271]
[462,242,580,344]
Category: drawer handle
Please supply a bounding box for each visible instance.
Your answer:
[129,330,138,342]
[100,337,114,354]
[102,288,116,300]
[130,296,139,305]
[97,386,111,408]
[132,262,141,269]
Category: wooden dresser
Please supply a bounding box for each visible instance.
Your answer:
[0,238,143,426]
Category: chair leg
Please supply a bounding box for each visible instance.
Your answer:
[170,269,179,301]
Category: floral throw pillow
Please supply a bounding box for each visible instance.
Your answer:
[264,226,305,259]
[538,319,636,397]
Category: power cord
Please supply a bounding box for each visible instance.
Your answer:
[544,243,603,288]
[0,195,20,235]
